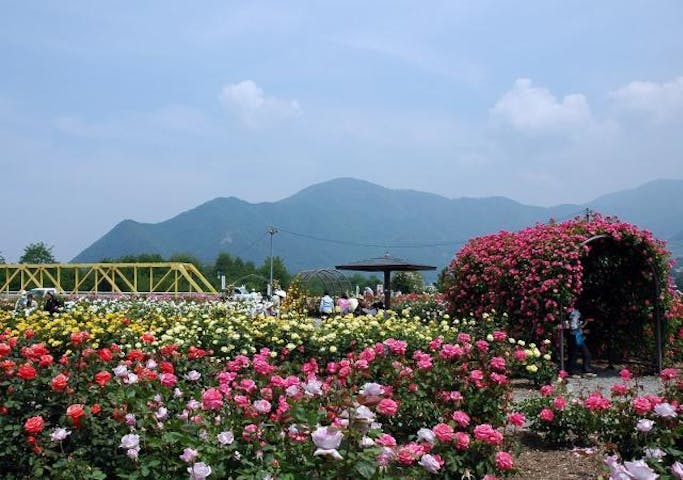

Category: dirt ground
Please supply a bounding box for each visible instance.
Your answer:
[511,434,606,479]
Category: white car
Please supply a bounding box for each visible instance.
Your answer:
[28,287,58,298]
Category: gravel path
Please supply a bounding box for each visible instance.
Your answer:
[513,368,662,403]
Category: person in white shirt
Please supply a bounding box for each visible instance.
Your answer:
[319,291,334,316]
[567,308,596,377]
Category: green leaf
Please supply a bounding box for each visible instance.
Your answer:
[354,460,377,479]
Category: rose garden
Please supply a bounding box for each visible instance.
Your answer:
[1,216,681,479]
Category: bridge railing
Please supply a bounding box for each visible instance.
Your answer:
[0,263,218,295]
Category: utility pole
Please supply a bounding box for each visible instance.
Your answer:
[267,226,278,297]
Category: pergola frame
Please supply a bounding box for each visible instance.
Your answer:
[293,268,352,298]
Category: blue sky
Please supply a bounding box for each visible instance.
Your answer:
[2,1,683,262]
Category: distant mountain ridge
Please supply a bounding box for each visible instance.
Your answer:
[74,178,683,279]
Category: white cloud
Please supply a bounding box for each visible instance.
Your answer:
[610,76,683,120]
[219,80,302,128]
[490,78,593,134]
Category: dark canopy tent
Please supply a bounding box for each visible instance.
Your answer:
[335,254,436,310]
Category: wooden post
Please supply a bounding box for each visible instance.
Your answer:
[383,270,391,310]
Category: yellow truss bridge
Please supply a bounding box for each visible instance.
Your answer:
[0,263,218,295]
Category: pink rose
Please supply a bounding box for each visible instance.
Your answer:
[451,410,470,427]
[473,424,503,445]
[539,408,554,422]
[377,398,399,416]
[632,397,652,415]
[252,399,271,414]
[553,397,567,410]
[489,357,506,371]
[507,412,525,427]
[160,373,178,387]
[495,451,514,470]
[375,433,397,447]
[432,423,455,442]
[454,431,470,450]
[202,388,223,410]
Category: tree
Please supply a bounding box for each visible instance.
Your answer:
[258,256,291,289]
[435,266,452,292]
[0,251,5,264]
[344,273,382,293]
[19,242,55,264]
[391,271,424,294]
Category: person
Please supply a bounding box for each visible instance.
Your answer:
[348,295,360,315]
[566,308,596,377]
[319,291,334,316]
[337,293,351,315]
[14,290,28,312]
[23,293,38,314]
[270,289,286,316]
[44,291,61,315]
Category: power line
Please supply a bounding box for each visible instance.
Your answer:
[230,233,268,258]
[278,227,467,249]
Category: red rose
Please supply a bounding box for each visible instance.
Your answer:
[24,416,45,434]
[94,371,112,387]
[70,331,90,345]
[141,332,155,344]
[17,363,36,380]
[39,355,54,367]
[67,404,85,427]
[91,403,101,415]
[159,361,174,374]
[51,373,68,391]
[97,348,113,362]
[127,350,144,362]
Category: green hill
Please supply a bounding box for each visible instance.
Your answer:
[73,178,683,278]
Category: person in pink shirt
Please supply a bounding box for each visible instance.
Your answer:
[336,293,351,314]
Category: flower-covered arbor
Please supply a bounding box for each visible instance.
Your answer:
[445,215,676,367]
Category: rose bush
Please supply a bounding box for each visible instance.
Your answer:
[0,302,559,479]
[445,215,677,364]
[521,368,683,478]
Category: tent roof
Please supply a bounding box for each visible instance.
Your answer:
[335,254,436,272]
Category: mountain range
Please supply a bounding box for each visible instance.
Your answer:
[74,178,683,280]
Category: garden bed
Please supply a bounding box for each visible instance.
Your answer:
[0,299,680,479]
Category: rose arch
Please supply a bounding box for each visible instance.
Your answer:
[445,215,676,370]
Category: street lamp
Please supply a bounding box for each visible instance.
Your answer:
[267,226,278,297]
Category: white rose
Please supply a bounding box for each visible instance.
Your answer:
[419,454,442,473]
[119,434,140,450]
[311,426,343,450]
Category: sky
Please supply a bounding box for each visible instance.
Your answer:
[1,1,683,262]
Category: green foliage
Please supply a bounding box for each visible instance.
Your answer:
[19,242,56,264]
[344,274,381,293]
[258,256,292,289]
[434,267,452,293]
[0,251,5,264]
[521,372,682,476]
[391,272,424,294]
[213,253,291,292]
